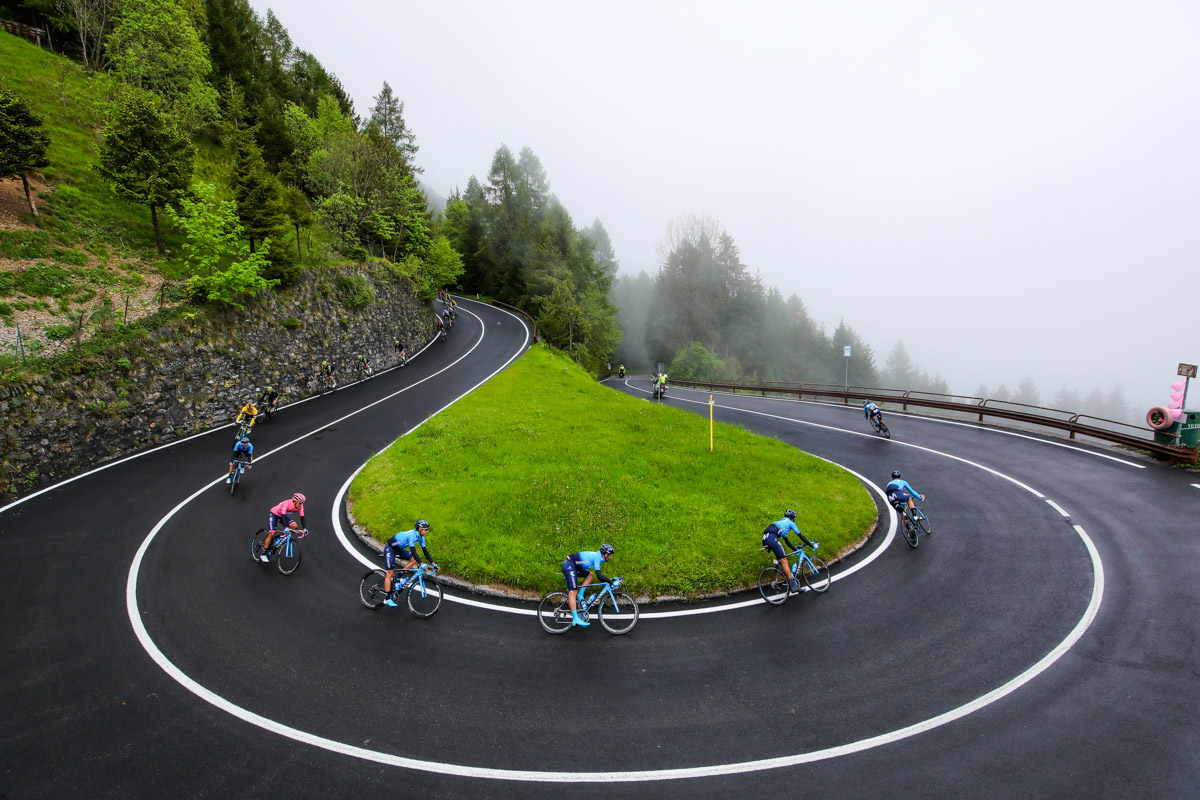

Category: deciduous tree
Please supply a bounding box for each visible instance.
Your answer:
[0,90,51,217]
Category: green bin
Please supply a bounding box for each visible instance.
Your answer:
[1180,410,1200,449]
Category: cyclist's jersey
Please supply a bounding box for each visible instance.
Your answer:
[886,479,920,499]
[321,363,333,373]
[259,390,278,405]
[271,498,304,518]
[239,403,258,419]
[864,402,880,416]
[232,440,253,458]
[568,551,605,573]
[388,529,427,550]
[767,517,802,538]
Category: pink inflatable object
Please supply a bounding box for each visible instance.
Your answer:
[1147,406,1176,429]
[1170,380,1186,391]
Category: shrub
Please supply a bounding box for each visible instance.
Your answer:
[44,324,75,341]
[336,274,374,309]
[281,316,302,329]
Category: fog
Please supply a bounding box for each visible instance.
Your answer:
[251,0,1200,419]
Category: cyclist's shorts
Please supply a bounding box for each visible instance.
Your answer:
[762,530,787,560]
[384,544,416,569]
[230,450,250,463]
[562,558,588,590]
[887,490,911,506]
[268,513,297,532]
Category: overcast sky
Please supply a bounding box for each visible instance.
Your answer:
[251,0,1199,417]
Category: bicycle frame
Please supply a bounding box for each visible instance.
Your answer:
[576,580,618,614]
[389,566,435,598]
[776,545,818,574]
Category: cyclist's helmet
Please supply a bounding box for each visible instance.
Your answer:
[891,471,901,479]
[600,543,615,556]
[266,386,274,393]
[863,400,870,407]
[784,509,797,521]
[415,519,430,532]
[292,492,306,504]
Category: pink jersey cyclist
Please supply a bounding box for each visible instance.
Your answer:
[261,493,307,562]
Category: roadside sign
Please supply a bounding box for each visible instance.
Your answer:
[843,345,852,358]
[1179,363,1198,379]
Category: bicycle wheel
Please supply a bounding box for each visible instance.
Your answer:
[537,592,573,634]
[407,578,443,618]
[879,421,891,439]
[359,570,387,609]
[799,556,831,593]
[276,538,302,575]
[229,470,238,495]
[598,591,639,634]
[914,509,931,535]
[901,518,919,548]
[758,565,790,605]
[252,529,269,563]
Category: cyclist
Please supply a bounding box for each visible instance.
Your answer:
[382,519,437,607]
[561,544,616,627]
[885,471,925,517]
[262,493,307,561]
[442,307,452,327]
[259,385,279,415]
[320,359,336,387]
[863,400,883,426]
[763,509,818,592]
[236,399,258,430]
[435,316,446,337]
[226,435,253,483]
[355,353,371,377]
[618,364,625,378]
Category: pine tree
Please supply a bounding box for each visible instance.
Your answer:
[369,81,419,168]
[0,90,51,217]
[97,90,194,253]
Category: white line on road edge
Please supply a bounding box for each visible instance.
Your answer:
[664,383,1147,469]
[1045,499,1071,518]
[1192,484,1200,490]
[125,322,1105,784]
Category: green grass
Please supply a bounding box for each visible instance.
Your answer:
[349,344,877,599]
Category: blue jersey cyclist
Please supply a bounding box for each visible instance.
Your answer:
[885,471,925,516]
[383,520,437,607]
[863,400,882,422]
[763,510,818,592]
[226,437,253,483]
[562,544,616,627]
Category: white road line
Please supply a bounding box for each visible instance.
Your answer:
[1045,499,1071,518]
[1191,484,1200,490]
[125,323,1106,784]
[669,384,1147,469]
[639,383,1048,499]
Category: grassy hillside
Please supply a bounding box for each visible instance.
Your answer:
[349,344,878,598]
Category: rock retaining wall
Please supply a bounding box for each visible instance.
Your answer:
[1,264,434,498]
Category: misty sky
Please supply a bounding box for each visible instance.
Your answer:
[250,0,1199,417]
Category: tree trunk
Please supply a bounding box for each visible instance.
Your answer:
[21,174,38,216]
[295,224,302,258]
[249,236,256,254]
[151,203,163,253]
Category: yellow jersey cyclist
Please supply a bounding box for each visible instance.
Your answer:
[562,544,618,627]
[763,509,818,592]
[383,520,438,607]
[236,399,258,430]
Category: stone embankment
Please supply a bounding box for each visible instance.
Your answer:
[1,265,434,497]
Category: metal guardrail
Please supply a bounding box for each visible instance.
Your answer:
[672,379,1198,464]
[488,299,538,342]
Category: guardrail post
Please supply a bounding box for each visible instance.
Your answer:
[977,399,986,423]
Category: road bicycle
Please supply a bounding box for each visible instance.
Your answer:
[893,501,931,548]
[251,527,305,575]
[359,564,443,618]
[758,542,830,605]
[538,578,638,635]
[234,420,254,442]
[261,398,278,421]
[227,458,250,495]
[320,371,338,395]
[869,414,891,438]
[438,326,447,342]
[356,362,373,382]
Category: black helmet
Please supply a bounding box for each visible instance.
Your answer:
[415,519,430,531]
[599,543,615,556]
[784,509,796,521]
[891,471,901,479]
